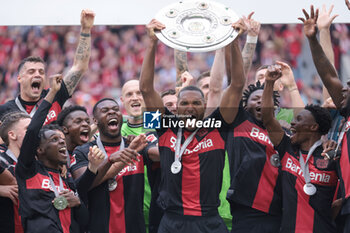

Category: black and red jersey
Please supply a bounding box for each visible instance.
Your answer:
[71,140,146,233]
[226,106,282,216]
[337,117,350,216]
[156,108,230,217]
[0,151,23,233]
[0,81,69,124]
[276,134,338,233]
[15,99,86,233]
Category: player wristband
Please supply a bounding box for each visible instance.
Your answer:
[246,35,258,43]
[288,87,298,92]
[80,32,91,37]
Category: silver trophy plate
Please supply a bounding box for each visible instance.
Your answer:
[155,0,239,52]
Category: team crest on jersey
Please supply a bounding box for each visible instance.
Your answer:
[315,158,329,169]
[70,154,77,167]
[146,134,157,143]
[197,128,208,137]
[346,120,350,132]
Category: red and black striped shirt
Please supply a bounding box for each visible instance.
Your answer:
[0,81,69,124]
[71,140,146,233]
[156,108,230,216]
[276,134,338,233]
[226,107,282,216]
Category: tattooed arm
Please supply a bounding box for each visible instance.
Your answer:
[242,12,260,88]
[64,9,95,96]
[174,49,188,88]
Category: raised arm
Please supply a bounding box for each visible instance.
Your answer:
[317,4,338,101]
[242,12,260,86]
[219,19,246,124]
[300,5,343,108]
[174,50,188,88]
[63,9,94,96]
[18,75,62,169]
[139,19,166,113]
[261,65,285,146]
[205,48,225,116]
[276,60,304,115]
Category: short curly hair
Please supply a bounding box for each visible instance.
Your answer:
[56,105,88,127]
[241,81,279,108]
[305,104,332,135]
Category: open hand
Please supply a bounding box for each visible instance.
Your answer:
[129,134,148,152]
[298,5,319,39]
[317,5,338,30]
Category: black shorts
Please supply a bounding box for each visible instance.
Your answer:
[230,204,281,233]
[336,214,350,233]
[158,212,229,233]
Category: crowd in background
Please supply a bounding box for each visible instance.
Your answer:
[0,23,348,113]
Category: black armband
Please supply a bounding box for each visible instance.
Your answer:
[80,32,91,37]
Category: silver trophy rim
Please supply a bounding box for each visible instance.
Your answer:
[154,0,240,52]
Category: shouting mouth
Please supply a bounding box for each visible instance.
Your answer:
[107,118,119,131]
[80,129,90,143]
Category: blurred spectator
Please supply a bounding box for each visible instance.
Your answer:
[0,23,347,115]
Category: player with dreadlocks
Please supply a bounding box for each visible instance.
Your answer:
[226,77,282,233]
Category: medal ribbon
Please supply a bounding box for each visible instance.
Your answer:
[6,149,17,163]
[334,122,348,155]
[15,97,38,117]
[174,128,199,164]
[299,140,322,185]
[96,136,125,183]
[48,173,64,197]
[96,136,125,160]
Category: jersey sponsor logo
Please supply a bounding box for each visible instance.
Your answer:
[283,156,336,185]
[118,165,137,176]
[117,156,144,177]
[250,127,273,146]
[234,120,274,147]
[44,110,57,124]
[26,173,69,191]
[146,134,157,143]
[169,136,213,155]
[41,178,64,192]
